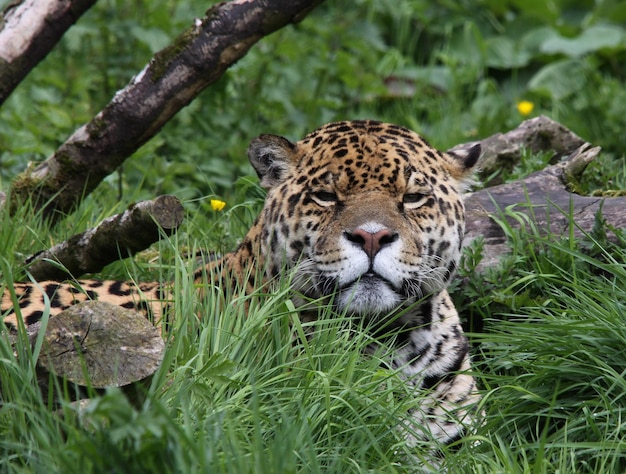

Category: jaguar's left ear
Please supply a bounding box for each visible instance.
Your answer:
[445,143,481,179]
[248,134,298,189]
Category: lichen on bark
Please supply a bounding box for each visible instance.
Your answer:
[149,25,198,82]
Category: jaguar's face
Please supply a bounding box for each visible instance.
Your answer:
[247,120,480,317]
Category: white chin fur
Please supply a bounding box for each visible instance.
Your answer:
[336,279,402,315]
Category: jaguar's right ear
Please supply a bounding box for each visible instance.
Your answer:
[247,134,297,189]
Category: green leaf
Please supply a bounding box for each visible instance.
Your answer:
[130,26,171,53]
[392,65,453,92]
[485,36,532,69]
[510,0,560,24]
[519,26,560,56]
[40,105,74,130]
[445,21,487,67]
[540,25,625,57]
[528,58,590,100]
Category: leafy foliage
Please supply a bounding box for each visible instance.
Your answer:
[2,0,625,200]
[1,0,626,472]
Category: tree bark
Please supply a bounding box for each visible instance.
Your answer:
[8,0,324,220]
[25,195,184,281]
[448,115,587,185]
[0,0,98,105]
[463,142,626,272]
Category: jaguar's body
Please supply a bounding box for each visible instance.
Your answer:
[2,120,481,451]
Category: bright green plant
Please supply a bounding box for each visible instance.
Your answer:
[450,202,626,472]
[2,1,626,472]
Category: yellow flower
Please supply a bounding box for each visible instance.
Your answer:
[517,100,534,116]
[210,199,226,211]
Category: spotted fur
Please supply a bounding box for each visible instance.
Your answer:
[2,120,481,451]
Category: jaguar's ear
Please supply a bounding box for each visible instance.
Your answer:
[445,143,481,179]
[247,134,297,189]
[447,143,481,172]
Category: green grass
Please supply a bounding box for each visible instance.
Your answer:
[3,184,626,473]
[2,0,626,471]
[452,205,626,472]
[0,235,420,472]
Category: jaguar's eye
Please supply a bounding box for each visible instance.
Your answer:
[311,190,338,206]
[403,193,425,203]
[402,192,429,209]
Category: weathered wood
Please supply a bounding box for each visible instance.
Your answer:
[0,0,98,105]
[25,195,184,280]
[448,115,586,185]
[37,301,163,388]
[7,0,324,220]
[464,143,626,271]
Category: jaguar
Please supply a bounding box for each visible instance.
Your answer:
[2,120,481,452]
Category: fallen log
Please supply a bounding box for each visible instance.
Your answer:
[463,143,626,272]
[449,115,587,185]
[445,115,626,271]
[25,195,184,281]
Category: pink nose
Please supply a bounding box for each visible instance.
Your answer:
[346,228,397,258]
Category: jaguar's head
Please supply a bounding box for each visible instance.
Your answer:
[247,120,480,317]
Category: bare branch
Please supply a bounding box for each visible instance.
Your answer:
[25,195,184,280]
[0,0,98,104]
[8,0,324,220]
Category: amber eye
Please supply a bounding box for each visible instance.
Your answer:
[311,190,338,206]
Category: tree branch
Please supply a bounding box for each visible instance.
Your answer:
[25,195,183,280]
[8,0,324,219]
[0,0,98,105]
